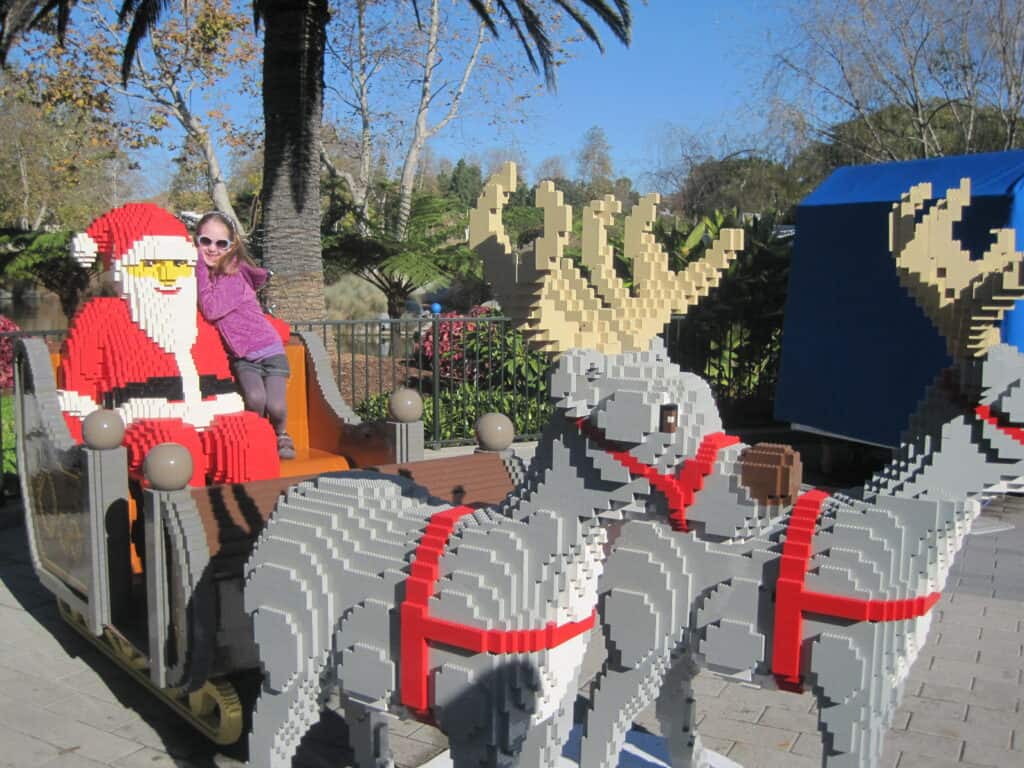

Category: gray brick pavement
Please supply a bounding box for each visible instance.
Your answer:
[0,486,1020,768]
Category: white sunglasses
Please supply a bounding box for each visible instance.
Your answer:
[197,235,232,250]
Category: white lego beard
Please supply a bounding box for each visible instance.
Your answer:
[121,270,198,355]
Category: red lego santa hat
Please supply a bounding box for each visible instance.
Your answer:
[71,203,194,271]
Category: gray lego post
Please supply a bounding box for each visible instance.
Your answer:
[81,409,129,636]
[387,389,425,464]
[143,443,194,689]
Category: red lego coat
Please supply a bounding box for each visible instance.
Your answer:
[59,298,282,485]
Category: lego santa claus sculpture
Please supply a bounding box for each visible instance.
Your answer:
[58,203,283,485]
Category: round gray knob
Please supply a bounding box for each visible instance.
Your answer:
[143,443,194,490]
[475,412,514,452]
[82,409,125,450]
[389,388,424,422]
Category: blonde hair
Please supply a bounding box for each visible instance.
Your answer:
[196,211,255,275]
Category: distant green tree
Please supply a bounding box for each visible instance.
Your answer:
[661,213,792,423]
[441,159,484,208]
[611,176,638,208]
[499,193,544,248]
[671,154,809,220]
[576,125,614,197]
[536,155,567,181]
[166,146,215,214]
[0,73,126,230]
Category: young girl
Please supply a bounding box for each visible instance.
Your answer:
[194,211,295,460]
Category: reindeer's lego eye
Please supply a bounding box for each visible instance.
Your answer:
[659,404,678,434]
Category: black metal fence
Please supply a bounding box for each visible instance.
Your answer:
[290,315,551,448]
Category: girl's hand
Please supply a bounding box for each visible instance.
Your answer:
[239,261,269,289]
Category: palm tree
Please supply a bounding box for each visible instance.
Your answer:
[1,0,632,322]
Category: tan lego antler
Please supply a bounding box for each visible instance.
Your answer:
[470,162,743,355]
[889,179,1024,360]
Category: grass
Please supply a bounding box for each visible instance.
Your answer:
[1,393,15,475]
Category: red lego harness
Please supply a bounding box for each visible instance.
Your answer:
[975,404,1024,444]
[400,505,596,716]
[575,417,740,532]
[937,365,1024,447]
[771,490,941,689]
[576,419,942,689]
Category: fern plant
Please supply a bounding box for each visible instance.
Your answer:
[322,193,478,318]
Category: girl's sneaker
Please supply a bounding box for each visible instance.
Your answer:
[277,432,296,460]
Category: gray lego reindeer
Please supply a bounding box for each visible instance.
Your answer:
[572,178,1024,768]
[242,168,1021,768]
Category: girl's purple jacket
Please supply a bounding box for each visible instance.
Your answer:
[195,257,285,361]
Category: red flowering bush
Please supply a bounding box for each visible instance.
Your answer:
[415,305,550,396]
[416,305,493,380]
[0,315,21,390]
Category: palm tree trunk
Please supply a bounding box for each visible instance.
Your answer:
[260,0,329,322]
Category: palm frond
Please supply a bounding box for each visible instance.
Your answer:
[550,2,602,52]
[562,1,630,46]
[1,0,75,66]
[252,0,266,32]
[457,0,632,88]
[491,1,541,81]
[117,0,172,83]
[323,193,475,289]
[32,0,71,40]
[377,249,447,286]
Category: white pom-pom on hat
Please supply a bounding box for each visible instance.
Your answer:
[70,232,99,269]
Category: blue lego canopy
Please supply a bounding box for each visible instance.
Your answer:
[774,150,1024,447]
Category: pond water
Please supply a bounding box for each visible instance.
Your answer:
[0,291,68,331]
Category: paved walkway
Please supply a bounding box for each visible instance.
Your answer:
[0,481,1021,768]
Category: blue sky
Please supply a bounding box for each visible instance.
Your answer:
[428,1,784,189]
[134,1,785,196]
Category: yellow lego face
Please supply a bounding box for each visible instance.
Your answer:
[124,259,193,287]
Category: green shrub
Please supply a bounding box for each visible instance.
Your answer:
[459,315,550,397]
[356,384,552,442]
